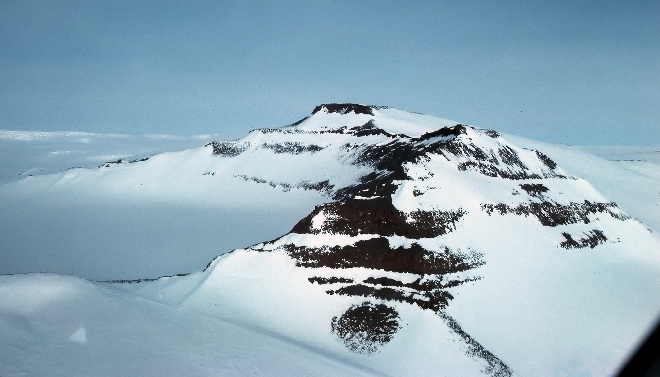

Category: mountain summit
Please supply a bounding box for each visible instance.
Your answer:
[198,103,647,375]
[1,104,659,376]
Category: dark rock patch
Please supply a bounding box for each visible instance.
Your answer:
[331,302,400,354]
[251,127,311,135]
[363,276,406,287]
[100,159,125,167]
[129,156,150,163]
[328,282,456,311]
[498,146,527,170]
[457,161,542,180]
[560,230,607,249]
[350,140,418,172]
[235,175,268,184]
[484,130,501,138]
[332,168,407,202]
[297,180,335,194]
[482,200,630,227]
[519,183,549,196]
[235,175,334,195]
[535,150,558,169]
[347,120,408,138]
[431,138,498,164]
[416,124,467,141]
[308,276,354,285]
[207,141,251,157]
[261,142,325,154]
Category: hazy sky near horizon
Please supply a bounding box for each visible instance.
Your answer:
[1,1,658,146]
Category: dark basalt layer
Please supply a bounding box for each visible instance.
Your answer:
[560,229,607,249]
[284,238,483,275]
[327,275,482,311]
[308,276,354,285]
[331,302,400,354]
[291,198,466,238]
[260,142,325,154]
[328,284,454,312]
[481,200,630,227]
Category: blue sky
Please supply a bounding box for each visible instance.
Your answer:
[1,1,658,145]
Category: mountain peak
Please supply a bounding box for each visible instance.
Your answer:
[284,104,458,138]
[311,103,386,116]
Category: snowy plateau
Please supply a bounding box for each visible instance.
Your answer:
[1,104,659,376]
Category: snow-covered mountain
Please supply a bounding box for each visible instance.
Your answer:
[1,104,659,376]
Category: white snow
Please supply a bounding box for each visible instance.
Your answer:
[503,134,660,233]
[68,327,87,344]
[373,108,458,137]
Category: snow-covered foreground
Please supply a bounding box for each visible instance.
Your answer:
[1,104,659,376]
[0,273,380,377]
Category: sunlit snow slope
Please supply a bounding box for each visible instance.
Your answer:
[1,104,659,376]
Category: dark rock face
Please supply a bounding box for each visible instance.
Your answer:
[331,302,401,354]
[207,141,251,157]
[519,183,549,196]
[285,238,482,276]
[417,124,467,140]
[291,198,466,238]
[535,150,558,169]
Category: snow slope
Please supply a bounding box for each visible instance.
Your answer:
[505,135,660,234]
[1,104,659,376]
[0,130,220,185]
